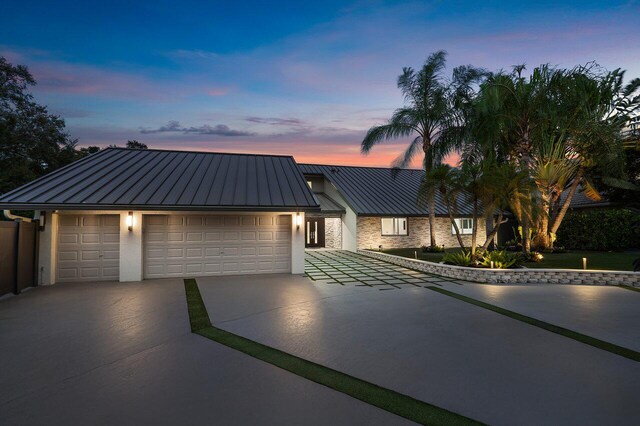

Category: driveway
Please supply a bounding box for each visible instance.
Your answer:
[196,250,640,426]
[0,279,409,425]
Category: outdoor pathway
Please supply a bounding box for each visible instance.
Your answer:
[305,249,462,289]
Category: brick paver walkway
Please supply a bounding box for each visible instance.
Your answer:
[305,249,462,290]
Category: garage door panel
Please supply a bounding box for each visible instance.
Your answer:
[144,214,291,278]
[57,215,120,282]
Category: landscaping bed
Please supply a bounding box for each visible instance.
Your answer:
[381,248,638,272]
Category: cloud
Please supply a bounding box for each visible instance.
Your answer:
[140,120,255,136]
[165,49,221,61]
[245,116,306,126]
[207,87,231,96]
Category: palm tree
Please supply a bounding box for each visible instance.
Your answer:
[420,164,467,249]
[361,51,485,248]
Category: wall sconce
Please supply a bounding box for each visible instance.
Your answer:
[295,212,302,230]
[38,211,46,232]
[127,211,133,232]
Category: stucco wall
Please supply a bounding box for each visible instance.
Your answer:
[357,216,488,249]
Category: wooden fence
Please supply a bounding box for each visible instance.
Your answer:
[0,221,38,297]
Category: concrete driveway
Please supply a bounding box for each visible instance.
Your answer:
[196,252,640,426]
[0,279,409,425]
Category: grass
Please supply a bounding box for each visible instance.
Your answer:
[425,286,640,363]
[183,278,484,426]
[381,248,638,271]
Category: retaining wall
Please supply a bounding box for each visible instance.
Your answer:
[357,250,640,287]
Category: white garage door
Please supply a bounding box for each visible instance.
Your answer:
[143,214,291,278]
[57,215,120,282]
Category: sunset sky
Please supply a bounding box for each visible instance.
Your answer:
[1,1,639,167]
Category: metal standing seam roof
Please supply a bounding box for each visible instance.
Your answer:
[0,148,320,211]
[299,163,474,216]
[313,193,346,214]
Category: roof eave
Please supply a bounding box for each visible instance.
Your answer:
[0,203,321,212]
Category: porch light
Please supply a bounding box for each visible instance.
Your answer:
[582,257,587,270]
[295,212,302,230]
[38,211,46,231]
[127,211,133,232]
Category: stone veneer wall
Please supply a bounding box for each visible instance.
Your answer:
[358,250,640,286]
[324,217,342,249]
[357,216,487,249]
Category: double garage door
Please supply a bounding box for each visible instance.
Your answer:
[56,214,291,282]
[143,214,291,278]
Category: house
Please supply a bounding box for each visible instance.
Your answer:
[299,164,485,250]
[0,148,483,285]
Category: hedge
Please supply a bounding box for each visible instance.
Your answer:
[556,209,640,250]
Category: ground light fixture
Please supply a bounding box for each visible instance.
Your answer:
[583,257,587,270]
[295,212,302,230]
[127,211,133,232]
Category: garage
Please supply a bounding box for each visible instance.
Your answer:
[57,214,120,282]
[143,214,292,278]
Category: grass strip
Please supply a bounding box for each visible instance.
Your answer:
[183,279,484,426]
[425,286,640,363]
[618,285,640,293]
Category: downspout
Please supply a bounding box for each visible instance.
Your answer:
[3,210,32,222]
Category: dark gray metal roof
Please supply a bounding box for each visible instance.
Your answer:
[299,163,473,216]
[0,148,320,211]
[314,193,346,214]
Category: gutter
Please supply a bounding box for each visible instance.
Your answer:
[3,210,32,222]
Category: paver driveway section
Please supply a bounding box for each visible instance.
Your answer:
[305,249,456,289]
[0,280,410,426]
[198,259,640,426]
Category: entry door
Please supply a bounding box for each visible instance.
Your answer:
[305,218,325,248]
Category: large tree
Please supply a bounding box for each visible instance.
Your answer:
[361,51,485,247]
[0,57,78,194]
[470,64,639,251]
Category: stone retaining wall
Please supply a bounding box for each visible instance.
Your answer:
[357,250,640,287]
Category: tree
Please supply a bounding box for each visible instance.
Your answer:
[361,51,485,248]
[0,57,78,194]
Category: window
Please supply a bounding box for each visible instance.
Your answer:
[381,217,408,236]
[452,218,474,235]
[307,180,313,189]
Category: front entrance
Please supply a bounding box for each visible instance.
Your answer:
[305,218,325,248]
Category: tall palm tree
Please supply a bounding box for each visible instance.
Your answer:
[361,51,485,248]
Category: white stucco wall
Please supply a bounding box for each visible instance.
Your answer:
[321,179,357,251]
[36,210,58,285]
[119,211,143,282]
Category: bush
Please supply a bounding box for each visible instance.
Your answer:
[442,251,474,267]
[557,209,640,251]
[520,251,544,263]
[421,245,445,253]
[480,250,521,269]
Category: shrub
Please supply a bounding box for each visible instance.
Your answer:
[422,245,445,253]
[442,251,474,267]
[556,209,640,251]
[480,250,520,269]
[520,251,544,263]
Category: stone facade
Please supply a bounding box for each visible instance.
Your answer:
[358,250,640,287]
[324,217,342,249]
[357,216,487,249]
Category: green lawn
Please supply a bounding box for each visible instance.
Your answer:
[381,248,638,271]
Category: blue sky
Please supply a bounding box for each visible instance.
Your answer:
[1,0,639,165]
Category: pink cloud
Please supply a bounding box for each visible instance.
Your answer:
[207,87,231,96]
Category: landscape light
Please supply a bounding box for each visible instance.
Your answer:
[127,211,133,232]
[582,257,587,270]
[490,261,495,269]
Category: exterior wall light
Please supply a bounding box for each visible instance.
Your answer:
[127,211,133,232]
[295,212,302,230]
[38,211,46,232]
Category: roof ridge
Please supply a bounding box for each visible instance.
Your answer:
[102,147,296,159]
[299,162,423,171]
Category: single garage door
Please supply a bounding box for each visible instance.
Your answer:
[143,214,291,278]
[57,215,120,282]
